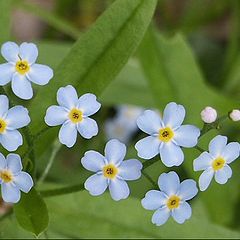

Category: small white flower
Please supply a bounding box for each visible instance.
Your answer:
[200,106,217,123]
[229,109,240,122]
[193,135,240,191]
[141,171,198,226]
[45,85,101,148]
[0,95,30,151]
[0,41,53,99]
[135,102,200,167]
[0,153,33,203]
[105,105,143,143]
[81,139,142,201]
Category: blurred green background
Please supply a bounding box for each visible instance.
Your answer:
[0,0,240,238]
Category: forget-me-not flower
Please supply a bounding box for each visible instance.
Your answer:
[135,102,200,167]
[0,95,30,151]
[45,85,101,148]
[0,153,33,203]
[81,139,142,201]
[141,171,198,226]
[193,135,240,191]
[0,41,53,99]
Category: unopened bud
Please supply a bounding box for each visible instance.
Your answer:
[200,107,217,124]
[229,109,240,122]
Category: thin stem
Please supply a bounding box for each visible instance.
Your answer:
[194,145,205,153]
[40,183,84,198]
[22,127,50,161]
[142,171,158,189]
[38,140,62,184]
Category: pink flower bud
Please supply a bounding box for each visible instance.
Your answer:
[200,107,217,124]
[229,109,240,122]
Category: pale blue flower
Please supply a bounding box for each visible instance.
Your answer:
[141,171,198,226]
[0,95,30,151]
[193,135,240,191]
[0,41,53,99]
[105,105,143,143]
[45,85,101,148]
[0,153,33,203]
[81,139,142,201]
[135,102,200,167]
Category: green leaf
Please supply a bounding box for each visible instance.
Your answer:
[44,191,240,238]
[138,26,238,125]
[0,0,12,45]
[14,188,49,236]
[28,0,157,144]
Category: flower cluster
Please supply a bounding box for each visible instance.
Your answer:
[0,41,239,230]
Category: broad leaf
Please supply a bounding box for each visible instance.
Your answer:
[14,188,49,236]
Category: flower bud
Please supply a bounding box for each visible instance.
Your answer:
[229,109,240,122]
[200,106,217,124]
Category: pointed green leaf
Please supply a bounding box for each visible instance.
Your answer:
[14,188,49,236]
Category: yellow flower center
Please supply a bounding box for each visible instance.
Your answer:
[159,127,174,142]
[0,119,7,134]
[167,195,180,210]
[15,60,30,75]
[68,108,83,124]
[212,157,225,171]
[0,170,13,183]
[103,164,118,179]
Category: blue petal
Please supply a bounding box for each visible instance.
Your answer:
[222,142,240,164]
[57,85,78,109]
[1,183,20,203]
[160,142,184,167]
[118,159,142,180]
[1,42,19,63]
[163,102,185,129]
[58,121,77,148]
[14,172,33,193]
[199,168,214,191]
[209,135,227,157]
[6,106,30,130]
[19,42,38,64]
[193,152,213,171]
[151,208,170,226]
[27,64,53,85]
[0,63,14,86]
[109,178,130,201]
[77,117,98,139]
[0,95,9,118]
[0,153,6,169]
[11,73,33,100]
[135,136,160,160]
[178,179,198,201]
[0,130,23,151]
[104,139,126,165]
[158,171,180,196]
[174,125,200,148]
[6,154,22,173]
[141,190,167,210]
[45,105,68,126]
[136,110,162,135]
[81,150,106,172]
[77,93,101,117]
[84,173,108,196]
[214,165,232,184]
[171,202,192,224]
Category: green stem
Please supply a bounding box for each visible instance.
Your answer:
[142,171,158,188]
[38,140,62,184]
[194,145,205,153]
[40,183,84,198]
